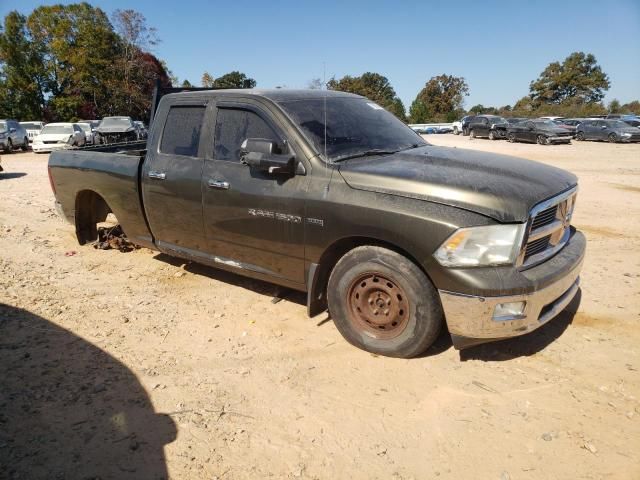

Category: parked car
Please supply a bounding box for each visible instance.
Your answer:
[505,117,527,125]
[452,119,462,135]
[576,119,640,143]
[508,120,572,145]
[606,114,640,128]
[32,123,86,153]
[460,115,476,136]
[552,119,578,137]
[49,88,585,358]
[95,116,138,144]
[0,119,29,152]
[468,115,509,140]
[77,122,96,145]
[134,121,148,140]
[80,119,101,130]
[20,121,45,144]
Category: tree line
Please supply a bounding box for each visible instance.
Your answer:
[1,3,637,124]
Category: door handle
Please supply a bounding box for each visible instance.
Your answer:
[208,179,230,190]
[148,171,166,180]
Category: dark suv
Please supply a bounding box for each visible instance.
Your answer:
[468,115,508,140]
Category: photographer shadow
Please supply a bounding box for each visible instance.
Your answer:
[0,304,176,479]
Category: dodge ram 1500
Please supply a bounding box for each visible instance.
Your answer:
[49,89,585,358]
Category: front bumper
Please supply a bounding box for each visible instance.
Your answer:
[439,230,585,349]
[32,143,70,153]
[547,136,572,144]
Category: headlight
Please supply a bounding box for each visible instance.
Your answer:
[434,224,525,267]
[621,133,631,137]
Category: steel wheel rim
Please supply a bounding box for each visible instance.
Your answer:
[347,272,410,340]
[609,133,616,143]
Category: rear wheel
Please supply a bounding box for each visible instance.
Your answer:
[576,131,585,141]
[21,138,29,151]
[488,130,496,140]
[537,134,548,145]
[608,133,618,143]
[327,246,443,358]
[508,132,516,143]
[469,129,476,139]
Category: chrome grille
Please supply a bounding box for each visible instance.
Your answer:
[518,187,577,268]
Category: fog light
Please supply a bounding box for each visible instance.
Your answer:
[493,301,526,321]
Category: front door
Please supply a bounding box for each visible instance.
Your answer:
[141,104,208,254]
[202,103,308,285]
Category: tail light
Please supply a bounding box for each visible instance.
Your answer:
[48,166,56,195]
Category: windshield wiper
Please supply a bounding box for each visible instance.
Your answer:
[332,149,403,163]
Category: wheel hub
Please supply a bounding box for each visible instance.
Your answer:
[347,273,409,339]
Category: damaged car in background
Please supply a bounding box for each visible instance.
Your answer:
[32,123,86,153]
[508,119,573,145]
[48,88,585,358]
[95,116,138,144]
[468,115,509,140]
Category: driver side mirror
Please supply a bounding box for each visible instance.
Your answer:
[240,138,298,175]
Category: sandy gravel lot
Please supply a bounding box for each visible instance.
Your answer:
[1,135,639,479]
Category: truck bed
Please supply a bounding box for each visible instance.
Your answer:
[49,148,154,249]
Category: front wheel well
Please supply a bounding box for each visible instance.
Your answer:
[307,236,430,317]
[75,190,112,245]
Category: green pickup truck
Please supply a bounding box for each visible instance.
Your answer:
[48,89,585,358]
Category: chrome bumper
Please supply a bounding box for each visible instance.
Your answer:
[439,255,583,344]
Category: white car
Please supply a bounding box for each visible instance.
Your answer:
[32,123,86,153]
[451,120,463,135]
[20,121,45,144]
[77,122,96,145]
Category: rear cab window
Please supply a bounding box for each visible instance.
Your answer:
[160,106,206,157]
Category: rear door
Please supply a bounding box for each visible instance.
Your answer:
[202,100,308,285]
[141,102,209,254]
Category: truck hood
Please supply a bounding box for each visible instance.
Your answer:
[338,145,577,223]
[96,126,134,133]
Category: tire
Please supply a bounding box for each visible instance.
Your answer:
[4,138,13,153]
[453,126,459,135]
[608,133,617,143]
[576,131,585,141]
[21,138,29,151]
[507,132,516,143]
[462,127,469,136]
[327,246,443,358]
[488,130,496,140]
[469,129,476,139]
[536,134,548,145]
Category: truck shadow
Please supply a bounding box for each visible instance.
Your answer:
[0,304,176,479]
[459,290,581,362]
[0,172,27,179]
[153,253,307,306]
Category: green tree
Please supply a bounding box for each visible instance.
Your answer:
[212,71,256,89]
[608,99,622,113]
[409,74,469,123]
[327,72,406,121]
[620,100,640,115]
[529,52,610,105]
[181,79,193,87]
[0,12,46,119]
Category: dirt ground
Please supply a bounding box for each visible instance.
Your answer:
[1,135,639,479]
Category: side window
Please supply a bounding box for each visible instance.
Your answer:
[160,106,206,157]
[214,108,279,162]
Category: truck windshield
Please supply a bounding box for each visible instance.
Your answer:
[41,125,73,134]
[277,98,425,162]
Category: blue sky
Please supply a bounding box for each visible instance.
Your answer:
[2,0,639,109]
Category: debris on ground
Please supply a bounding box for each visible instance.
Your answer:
[94,225,138,252]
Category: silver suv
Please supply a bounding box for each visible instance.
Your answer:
[0,119,29,152]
